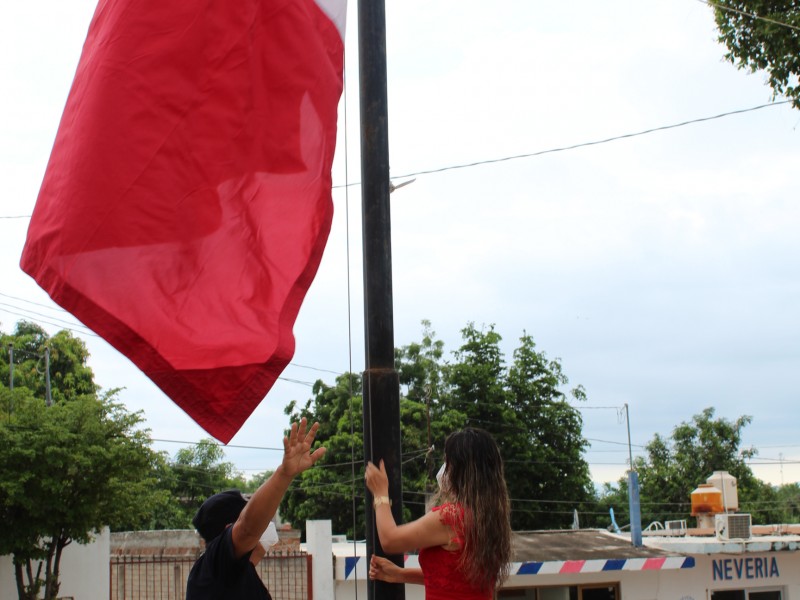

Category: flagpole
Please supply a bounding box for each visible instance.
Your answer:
[358,0,404,597]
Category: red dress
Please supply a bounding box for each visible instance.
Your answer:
[417,503,492,600]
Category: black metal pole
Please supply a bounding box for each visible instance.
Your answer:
[358,0,404,598]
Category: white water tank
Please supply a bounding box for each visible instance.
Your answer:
[706,470,738,512]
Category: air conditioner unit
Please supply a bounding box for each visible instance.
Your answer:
[715,513,752,540]
[664,519,687,535]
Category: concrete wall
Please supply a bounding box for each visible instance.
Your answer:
[111,529,202,558]
[0,527,109,600]
[110,526,301,557]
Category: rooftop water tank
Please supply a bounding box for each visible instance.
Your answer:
[691,483,723,516]
[706,470,738,512]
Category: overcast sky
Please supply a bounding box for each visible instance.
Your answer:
[1,0,798,496]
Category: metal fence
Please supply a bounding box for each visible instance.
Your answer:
[109,552,312,600]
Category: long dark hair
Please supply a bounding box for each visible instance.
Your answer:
[436,427,512,592]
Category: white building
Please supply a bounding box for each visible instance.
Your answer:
[328,471,800,600]
[332,524,800,600]
[5,517,798,599]
[0,527,109,599]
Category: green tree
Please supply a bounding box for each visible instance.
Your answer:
[395,321,468,505]
[504,332,594,529]
[773,483,800,523]
[242,470,275,494]
[447,323,509,430]
[0,391,161,600]
[137,450,187,531]
[125,435,251,531]
[281,321,593,535]
[281,330,466,539]
[600,407,783,527]
[711,0,800,109]
[282,373,371,539]
[160,439,243,529]
[446,324,594,530]
[0,322,167,599]
[0,321,96,404]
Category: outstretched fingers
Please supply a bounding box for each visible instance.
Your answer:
[309,445,327,464]
[282,418,326,476]
[304,421,320,445]
[284,417,310,449]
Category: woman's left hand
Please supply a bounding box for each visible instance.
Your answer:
[369,555,404,583]
[365,459,389,497]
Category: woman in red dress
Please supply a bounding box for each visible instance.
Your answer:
[365,427,512,599]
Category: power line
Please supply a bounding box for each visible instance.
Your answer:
[0,301,92,332]
[0,292,65,311]
[151,438,284,452]
[330,101,791,189]
[0,299,344,381]
[0,307,99,338]
[289,362,341,375]
[392,102,791,179]
[699,0,800,32]
[2,101,789,210]
[5,309,798,469]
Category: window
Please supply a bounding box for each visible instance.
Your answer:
[581,585,617,600]
[711,592,745,600]
[498,584,618,600]
[711,589,782,600]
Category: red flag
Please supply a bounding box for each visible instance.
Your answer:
[20,0,347,442]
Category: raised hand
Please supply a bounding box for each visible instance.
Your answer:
[365,459,389,497]
[281,417,326,478]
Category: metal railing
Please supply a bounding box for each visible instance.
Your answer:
[109,551,312,600]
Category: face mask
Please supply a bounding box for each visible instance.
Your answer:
[436,463,447,489]
[260,522,279,551]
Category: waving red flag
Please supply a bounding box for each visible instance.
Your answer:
[20,0,346,442]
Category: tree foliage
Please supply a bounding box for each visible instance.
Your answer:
[0,323,164,600]
[173,440,242,518]
[711,0,800,108]
[0,391,161,600]
[0,321,96,404]
[140,439,248,531]
[280,321,595,536]
[504,332,594,529]
[282,373,370,539]
[773,483,800,523]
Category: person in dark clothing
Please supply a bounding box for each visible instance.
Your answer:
[186,418,326,599]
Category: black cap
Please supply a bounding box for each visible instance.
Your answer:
[192,490,248,542]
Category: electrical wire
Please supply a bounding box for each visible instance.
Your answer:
[699,0,800,32]
[339,58,366,595]
[3,101,792,216]
[330,101,791,189]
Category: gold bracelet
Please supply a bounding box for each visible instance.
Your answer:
[373,495,392,508]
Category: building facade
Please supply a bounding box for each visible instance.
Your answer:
[336,528,800,600]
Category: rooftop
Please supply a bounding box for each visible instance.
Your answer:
[511,529,675,562]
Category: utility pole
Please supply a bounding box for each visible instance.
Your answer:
[358,0,404,598]
[625,404,643,547]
